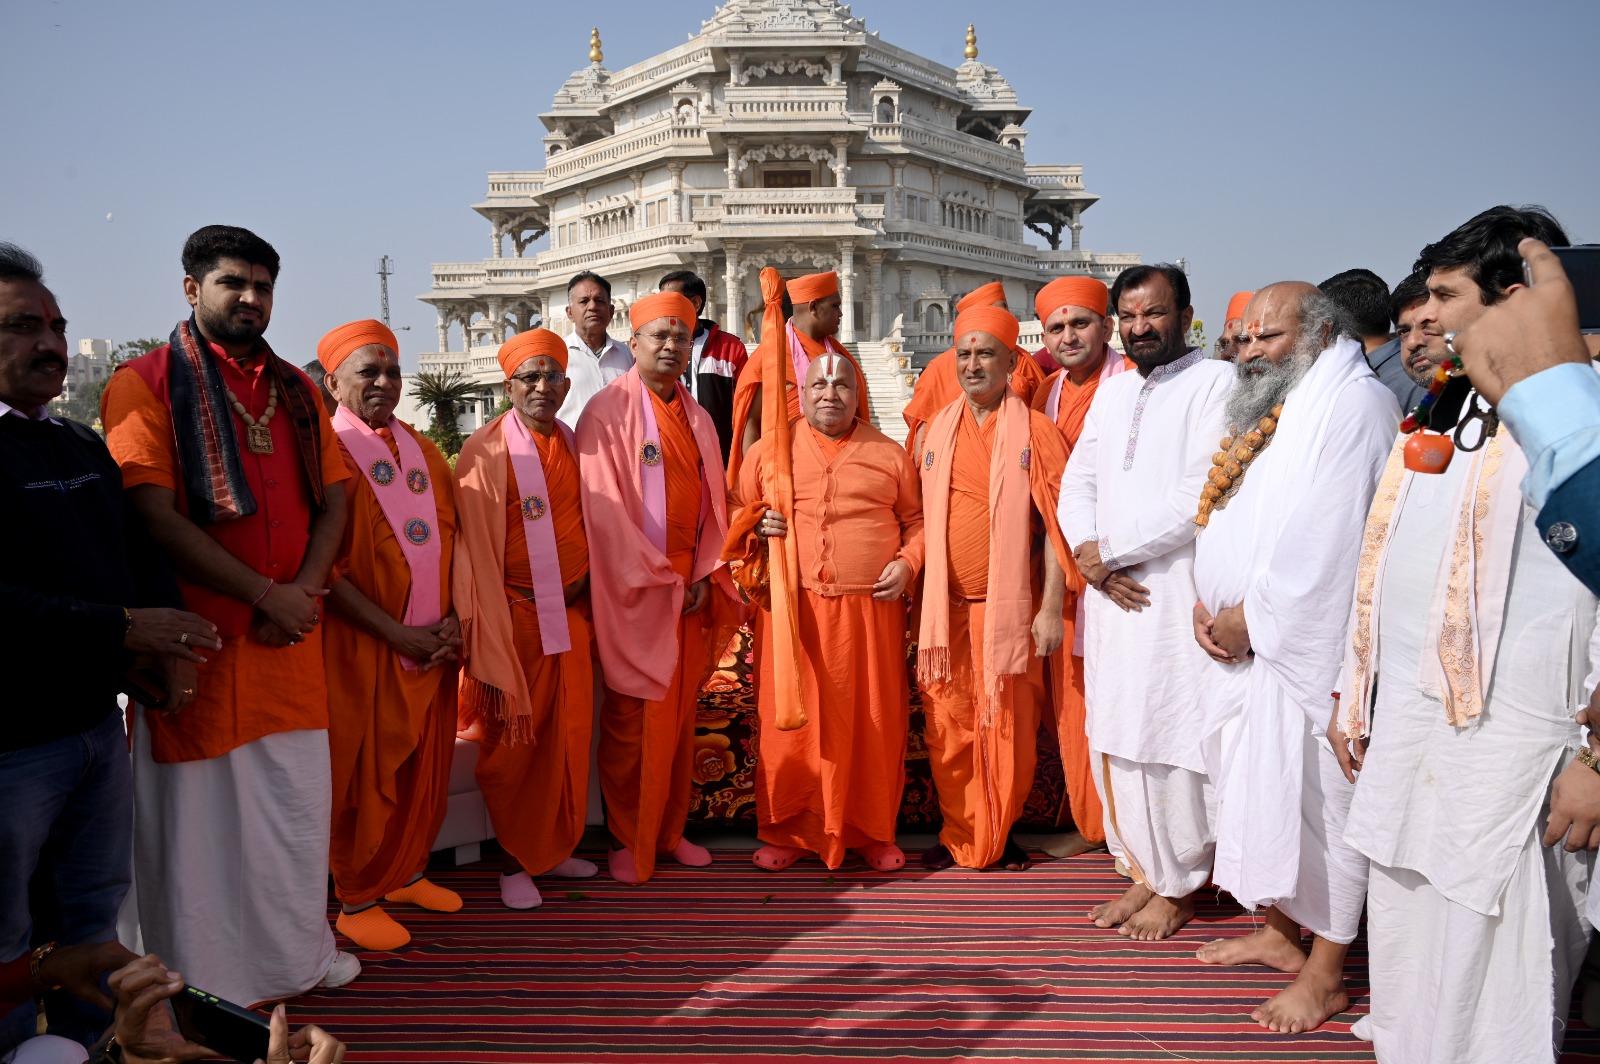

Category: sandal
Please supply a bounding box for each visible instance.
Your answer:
[752,844,804,871]
[858,841,906,872]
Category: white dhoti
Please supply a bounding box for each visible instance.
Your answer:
[1356,828,1590,1064]
[1093,751,1214,899]
[127,714,336,1007]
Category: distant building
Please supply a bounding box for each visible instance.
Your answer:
[416,0,1140,440]
[51,338,114,421]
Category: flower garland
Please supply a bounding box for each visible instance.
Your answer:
[1195,403,1283,528]
[1398,352,1465,434]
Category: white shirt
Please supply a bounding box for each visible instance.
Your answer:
[560,330,634,425]
[1059,349,1233,771]
[0,398,58,423]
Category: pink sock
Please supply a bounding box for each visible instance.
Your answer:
[499,872,543,910]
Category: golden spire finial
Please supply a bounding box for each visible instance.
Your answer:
[589,27,603,65]
[964,23,978,61]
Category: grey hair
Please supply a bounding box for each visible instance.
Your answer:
[0,243,44,283]
[1298,289,1358,347]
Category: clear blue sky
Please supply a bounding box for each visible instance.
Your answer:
[5,0,1597,367]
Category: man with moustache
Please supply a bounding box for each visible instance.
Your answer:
[1031,276,1130,857]
[1334,206,1598,1064]
[1391,271,1447,393]
[102,225,359,1002]
[1059,263,1233,940]
[1214,291,1253,362]
[560,271,632,424]
[1190,284,1397,1034]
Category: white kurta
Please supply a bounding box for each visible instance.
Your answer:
[558,331,633,425]
[1193,340,1398,940]
[1060,348,1232,897]
[1344,432,1598,1064]
[126,716,337,1007]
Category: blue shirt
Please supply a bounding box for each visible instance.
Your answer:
[1363,337,1426,415]
[1497,361,1600,509]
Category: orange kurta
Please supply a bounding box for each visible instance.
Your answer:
[101,359,351,763]
[598,390,723,883]
[727,328,869,487]
[738,422,925,867]
[326,422,458,905]
[462,429,596,877]
[1031,358,1123,846]
[902,346,1047,455]
[920,406,1068,868]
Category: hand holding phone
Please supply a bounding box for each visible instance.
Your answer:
[1449,238,1592,406]
[172,985,271,1062]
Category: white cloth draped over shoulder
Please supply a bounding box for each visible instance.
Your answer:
[1059,349,1233,772]
[1192,337,1398,933]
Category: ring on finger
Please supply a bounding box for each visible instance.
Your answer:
[179,632,189,646]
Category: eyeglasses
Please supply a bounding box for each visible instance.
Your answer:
[510,371,567,387]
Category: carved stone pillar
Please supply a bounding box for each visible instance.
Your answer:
[632,173,645,230]
[827,51,843,86]
[1070,205,1084,251]
[490,224,503,259]
[725,242,744,340]
[830,136,850,188]
[838,241,856,344]
[668,162,686,223]
[488,297,505,344]
[727,139,741,190]
[436,306,450,353]
[890,161,905,220]
[867,250,885,341]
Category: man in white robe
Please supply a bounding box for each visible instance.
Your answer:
[1190,283,1398,1033]
[1332,205,1599,1064]
[1059,263,1233,940]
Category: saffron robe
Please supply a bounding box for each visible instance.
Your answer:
[917,398,1069,868]
[1192,339,1397,940]
[454,412,595,877]
[325,419,458,906]
[1031,347,1129,845]
[736,421,925,867]
[901,346,1046,455]
[727,328,869,488]
[577,370,741,883]
[1058,349,1232,897]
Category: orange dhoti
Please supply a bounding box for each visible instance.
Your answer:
[755,593,909,867]
[1045,639,1104,844]
[598,607,718,883]
[472,597,594,875]
[922,599,1044,868]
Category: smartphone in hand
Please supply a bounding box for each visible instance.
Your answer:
[171,986,271,1062]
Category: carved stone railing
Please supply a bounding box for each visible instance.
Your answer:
[1033,249,1141,281]
[430,262,488,290]
[723,84,848,123]
[1024,164,1085,190]
[543,116,708,184]
[485,171,545,199]
[694,188,884,232]
[604,46,713,98]
[534,223,698,274]
[870,114,1026,179]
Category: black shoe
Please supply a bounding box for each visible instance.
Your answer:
[921,842,956,870]
[999,837,1031,870]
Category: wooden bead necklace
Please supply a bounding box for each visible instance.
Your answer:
[227,380,279,455]
[1195,403,1283,528]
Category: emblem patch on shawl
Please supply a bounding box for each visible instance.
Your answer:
[403,517,432,545]
[369,459,396,486]
[521,495,547,521]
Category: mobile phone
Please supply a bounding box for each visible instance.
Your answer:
[171,985,272,1062]
[1530,246,1600,334]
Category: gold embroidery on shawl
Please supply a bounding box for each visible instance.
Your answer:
[1342,438,1409,739]
[1438,434,1504,725]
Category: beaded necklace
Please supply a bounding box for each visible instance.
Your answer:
[226,380,279,455]
[1195,403,1283,528]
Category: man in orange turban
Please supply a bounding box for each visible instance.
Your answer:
[728,270,870,487]
[315,320,463,950]
[915,303,1070,871]
[579,292,743,884]
[454,327,601,907]
[902,280,1046,455]
[727,267,925,873]
[1216,291,1254,361]
[1028,277,1132,858]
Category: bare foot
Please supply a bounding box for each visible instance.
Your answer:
[1038,831,1104,860]
[1091,883,1152,929]
[1196,926,1307,973]
[1118,893,1195,941]
[1251,968,1350,1034]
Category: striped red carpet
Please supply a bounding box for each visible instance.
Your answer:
[297,850,1600,1062]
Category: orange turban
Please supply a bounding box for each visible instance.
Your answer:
[628,291,697,334]
[956,281,1007,312]
[1225,290,1255,323]
[317,319,398,373]
[954,305,1020,350]
[497,328,568,379]
[1034,276,1109,322]
[785,271,839,305]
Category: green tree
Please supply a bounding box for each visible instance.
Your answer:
[113,337,163,363]
[410,370,478,456]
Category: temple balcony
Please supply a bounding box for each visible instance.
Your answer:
[541,115,709,191]
[692,187,883,237]
[719,84,853,132]
[867,113,1026,183]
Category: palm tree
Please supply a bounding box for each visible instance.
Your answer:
[410,371,478,433]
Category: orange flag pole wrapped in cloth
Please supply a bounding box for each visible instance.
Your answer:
[724,268,808,731]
